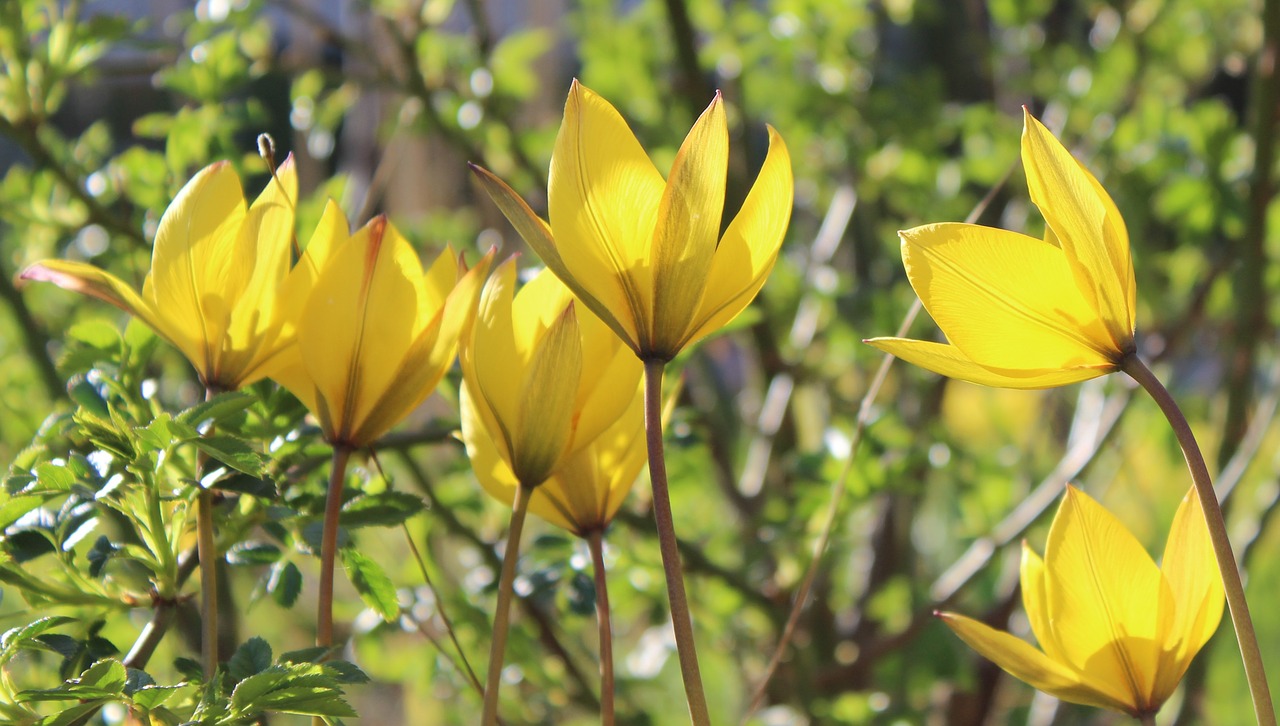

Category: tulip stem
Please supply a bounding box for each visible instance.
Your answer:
[482,483,533,726]
[318,445,353,650]
[196,488,218,677]
[1140,714,1157,726]
[586,529,616,726]
[643,359,711,726]
[1122,355,1276,726]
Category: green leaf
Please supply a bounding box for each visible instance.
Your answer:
[340,548,399,622]
[340,491,425,529]
[1,616,76,663]
[38,700,108,726]
[190,435,265,477]
[177,391,256,429]
[226,542,281,567]
[33,463,75,492]
[227,637,273,682]
[128,682,186,711]
[267,561,301,608]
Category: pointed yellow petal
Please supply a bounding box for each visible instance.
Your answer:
[144,161,249,380]
[459,380,531,509]
[1021,111,1133,351]
[685,125,794,352]
[1153,486,1224,701]
[898,223,1119,373]
[299,217,424,445]
[649,93,728,356]
[940,612,1135,713]
[1020,542,1068,664]
[20,260,171,346]
[864,338,1109,389]
[548,80,666,349]
[469,163,639,351]
[1043,486,1165,709]
[512,303,583,485]
[465,259,523,452]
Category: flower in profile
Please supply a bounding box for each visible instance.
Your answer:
[939,486,1223,718]
[267,202,493,449]
[459,259,641,489]
[470,80,794,361]
[866,109,1136,388]
[22,158,298,390]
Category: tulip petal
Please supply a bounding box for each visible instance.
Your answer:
[898,223,1119,373]
[19,260,166,341]
[685,125,794,350]
[144,161,249,380]
[649,93,728,355]
[549,80,666,349]
[469,163,638,350]
[299,217,425,445]
[1020,542,1068,664]
[864,338,1109,389]
[1021,111,1134,351]
[1154,486,1224,699]
[467,259,523,453]
[512,303,583,485]
[939,612,1135,714]
[1043,485,1165,710]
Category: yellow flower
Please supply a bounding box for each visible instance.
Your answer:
[866,110,1137,388]
[939,485,1223,718]
[459,259,641,489]
[268,202,492,448]
[470,80,794,361]
[21,158,298,390]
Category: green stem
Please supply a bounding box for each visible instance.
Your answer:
[481,483,533,726]
[643,359,710,726]
[317,445,353,649]
[196,489,218,676]
[586,529,615,726]
[1121,355,1275,725]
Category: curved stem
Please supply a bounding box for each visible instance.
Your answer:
[317,445,353,649]
[481,483,533,726]
[586,529,615,726]
[1122,355,1275,725]
[643,359,710,726]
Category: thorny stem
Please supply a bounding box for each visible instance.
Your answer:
[586,529,615,726]
[481,483,533,726]
[317,445,354,649]
[1121,355,1276,726]
[643,359,711,726]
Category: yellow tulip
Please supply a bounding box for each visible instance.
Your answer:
[866,109,1137,388]
[21,158,298,390]
[940,485,1222,718]
[267,202,493,449]
[470,80,794,362]
[459,258,642,489]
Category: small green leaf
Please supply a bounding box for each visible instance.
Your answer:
[227,637,273,682]
[267,561,301,608]
[340,491,426,529]
[1,616,76,663]
[226,542,281,567]
[340,549,399,622]
[191,436,265,477]
[177,391,256,429]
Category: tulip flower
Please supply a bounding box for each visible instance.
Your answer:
[264,203,492,652]
[940,486,1222,720]
[470,79,793,362]
[864,110,1275,721]
[22,158,298,391]
[865,109,1136,388]
[459,259,641,726]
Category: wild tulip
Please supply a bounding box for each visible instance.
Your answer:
[940,486,1222,720]
[22,157,298,391]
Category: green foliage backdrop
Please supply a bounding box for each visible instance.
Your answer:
[0,0,1277,723]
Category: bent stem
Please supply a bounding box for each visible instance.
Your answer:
[481,483,533,726]
[643,359,710,726]
[1121,355,1276,725]
[586,529,615,726]
[318,445,354,649]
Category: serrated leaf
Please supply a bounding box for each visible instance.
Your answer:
[38,700,107,726]
[229,667,291,710]
[323,660,369,685]
[227,637,273,682]
[1,616,76,662]
[33,463,75,492]
[253,686,356,718]
[122,667,155,696]
[277,646,329,665]
[191,436,265,477]
[226,542,281,567]
[267,561,301,608]
[340,549,399,622]
[340,491,425,529]
[74,659,127,693]
[86,536,117,578]
[32,634,79,659]
[177,391,256,429]
[0,493,45,530]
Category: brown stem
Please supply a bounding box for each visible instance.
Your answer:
[196,489,218,676]
[481,483,533,726]
[586,529,615,726]
[317,445,353,649]
[1121,355,1275,725]
[643,359,710,726]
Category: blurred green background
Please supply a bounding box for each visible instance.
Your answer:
[0,0,1277,723]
